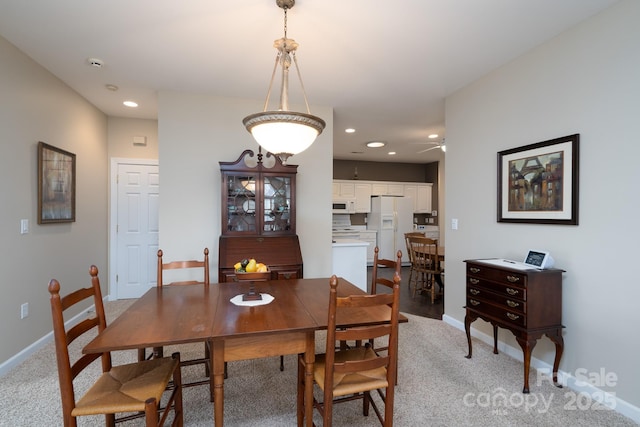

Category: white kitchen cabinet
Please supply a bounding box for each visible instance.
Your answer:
[387,183,404,196]
[404,185,417,211]
[403,183,432,213]
[354,182,372,213]
[333,180,356,198]
[371,182,404,196]
[358,230,377,264]
[333,179,431,212]
[370,182,386,196]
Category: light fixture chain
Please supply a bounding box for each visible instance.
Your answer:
[283,7,288,39]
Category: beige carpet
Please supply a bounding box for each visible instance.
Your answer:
[0,299,635,426]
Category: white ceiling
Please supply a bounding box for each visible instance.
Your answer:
[0,0,618,163]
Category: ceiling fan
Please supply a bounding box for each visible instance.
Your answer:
[411,139,445,154]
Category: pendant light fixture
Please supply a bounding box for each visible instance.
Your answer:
[242,0,325,165]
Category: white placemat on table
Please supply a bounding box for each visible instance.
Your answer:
[230,293,274,306]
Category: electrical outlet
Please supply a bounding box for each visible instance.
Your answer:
[20,302,29,319]
[451,218,459,230]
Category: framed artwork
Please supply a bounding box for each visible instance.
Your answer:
[497,134,579,225]
[38,141,76,224]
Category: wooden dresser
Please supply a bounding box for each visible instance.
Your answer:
[218,235,303,282]
[464,259,565,393]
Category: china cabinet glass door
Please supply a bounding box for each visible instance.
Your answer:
[220,149,297,236]
[263,174,292,232]
[226,174,257,233]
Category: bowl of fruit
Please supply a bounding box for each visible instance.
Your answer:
[234,258,269,274]
[234,259,270,299]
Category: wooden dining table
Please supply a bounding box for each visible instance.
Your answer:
[83,277,403,427]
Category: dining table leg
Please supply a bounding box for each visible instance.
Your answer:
[303,332,314,427]
[208,338,214,402]
[212,340,225,427]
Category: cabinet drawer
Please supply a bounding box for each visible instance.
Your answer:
[467,276,527,301]
[467,286,526,315]
[467,263,527,287]
[466,297,526,328]
[274,269,300,280]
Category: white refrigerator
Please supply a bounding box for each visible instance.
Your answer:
[368,196,414,264]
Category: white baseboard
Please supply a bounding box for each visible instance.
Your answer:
[0,302,97,378]
[442,314,640,424]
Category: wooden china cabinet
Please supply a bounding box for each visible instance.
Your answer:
[218,149,303,282]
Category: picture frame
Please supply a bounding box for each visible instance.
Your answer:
[497,134,579,225]
[38,141,76,224]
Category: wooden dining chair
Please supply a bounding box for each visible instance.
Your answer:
[139,248,212,396]
[407,235,442,302]
[297,274,401,426]
[403,232,425,289]
[370,247,402,384]
[49,265,183,427]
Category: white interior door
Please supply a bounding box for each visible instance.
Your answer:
[110,160,159,299]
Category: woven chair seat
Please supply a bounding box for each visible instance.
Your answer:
[313,346,388,398]
[73,356,178,416]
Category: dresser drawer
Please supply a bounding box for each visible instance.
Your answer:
[467,286,526,315]
[220,267,301,282]
[273,269,300,280]
[467,263,527,287]
[467,276,527,301]
[466,296,526,328]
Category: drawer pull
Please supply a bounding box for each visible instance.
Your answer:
[506,300,520,308]
[506,275,520,283]
[469,278,479,285]
[506,287,519,296]
[470,267,480,273]
[282,273,292,279]
[506,313,520,321]
[469,288,480,295]
[469,299,480,306]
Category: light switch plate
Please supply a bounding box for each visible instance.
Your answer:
[20,219,29,234]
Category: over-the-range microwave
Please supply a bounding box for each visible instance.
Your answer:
[332,199,356,214]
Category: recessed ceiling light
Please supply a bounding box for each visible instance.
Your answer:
[428,134,439,139]
[105,84,119,92]
[345,128,356,133]
[388,151,396,155]
[366,141,386,148]
[123,101,138,108]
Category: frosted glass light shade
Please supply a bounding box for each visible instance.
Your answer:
[243,110,325,159]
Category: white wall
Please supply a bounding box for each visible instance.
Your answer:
[0,35,108,365]
[107,117,158,159]
[157,91,334,278]
[444,0,639,413]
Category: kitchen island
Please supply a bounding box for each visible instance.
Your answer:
[331,239,369,291]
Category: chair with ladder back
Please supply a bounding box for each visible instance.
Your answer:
[49,265,183,427]
[138,248,212,399]
[297,274,401,426]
